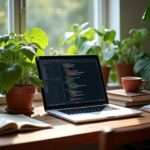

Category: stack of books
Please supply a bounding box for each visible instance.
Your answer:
[107,89,150,107]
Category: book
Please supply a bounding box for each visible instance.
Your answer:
[109,99,150,107]
[107,89,150,102]
[140,104,150,113]
[0,113,52,136]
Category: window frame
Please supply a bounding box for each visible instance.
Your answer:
[8,0,26,34]
[9,0,108,34]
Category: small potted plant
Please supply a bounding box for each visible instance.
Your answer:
[114,28,149,84]
[94,28,117,84]
[62,23,116,85]
[0,27,48,115]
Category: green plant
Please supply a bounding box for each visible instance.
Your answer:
[134,53,150,79]
[139,3,150,89]
[63,23,117,66]
[134,52,150,89]
[0,27,48,93]
[94,28,117,66]
[142,2,150,21]
[114,28,149,64]
[63,22,98,55]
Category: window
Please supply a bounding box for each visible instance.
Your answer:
[0,0,8,34]
[26,0,93,49]
[2,0,107,49]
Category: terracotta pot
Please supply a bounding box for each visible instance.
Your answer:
[102,65,110,86]
[6,85,35,116]
[116,63,135,85]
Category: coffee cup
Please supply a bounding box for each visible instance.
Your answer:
[121,76,144,92]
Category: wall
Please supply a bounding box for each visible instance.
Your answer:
[107,0,150,39]
[107,0,150,53]
[120,0,150,39]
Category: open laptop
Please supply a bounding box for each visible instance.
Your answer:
[36,55,141,123]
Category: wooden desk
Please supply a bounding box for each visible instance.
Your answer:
[0,103,150,150]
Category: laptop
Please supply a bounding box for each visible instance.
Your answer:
[36,55,141,123]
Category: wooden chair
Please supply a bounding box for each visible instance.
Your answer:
[99,123,150,150]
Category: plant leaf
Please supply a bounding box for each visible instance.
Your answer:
[103,44,116,61]
[79,40,97,54]
[134,59,149,73]
[94,29,104,37]
[142,6,150,21]
[29,76,43,87]
[80,27,95,40]
[0,34,9,44]
[0,63,22,92]
[24,27,48,49]
[86,46,101,56]
[75,37,86,49]
[66,45,78,55]
[104,29,116,42]
[80,22,89,30]
[21,45,36,60]
[63,32,75,44]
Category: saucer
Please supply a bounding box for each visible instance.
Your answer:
[5,107,34,116]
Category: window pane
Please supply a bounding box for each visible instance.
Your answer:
[26,0,92,49]
[0,0,8,34]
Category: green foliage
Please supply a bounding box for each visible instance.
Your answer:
[63,23,117,67]
[134,53,150,89]
[134,52,150,89]
[63,22,97,55]
[115,28,149,64]
[142,2,150,21]
[94,28,117,65]
[0,28,48,93]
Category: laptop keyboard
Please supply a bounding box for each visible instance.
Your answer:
[60,105,117,115]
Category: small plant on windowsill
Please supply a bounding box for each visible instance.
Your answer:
[62,23,117,85]
[0,27,48,115]
[94,28,117,83]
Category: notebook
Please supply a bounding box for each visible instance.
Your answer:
[36,55,141,124]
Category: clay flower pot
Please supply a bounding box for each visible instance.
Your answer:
[116,63,135,85]
[102,65,110,86]
[121,77,143,92]
[6,85,35,116]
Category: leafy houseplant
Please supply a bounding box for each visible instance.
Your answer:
[134,50,150,90]
[94,28,117,83]
[114,28,149,83]
[63,22,97,55]
[63,23,117,85]
[0,28,48,115]
[135,4,150,89]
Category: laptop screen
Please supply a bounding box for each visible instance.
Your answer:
[36,56,108,110]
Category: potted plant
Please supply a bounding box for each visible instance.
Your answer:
[0,27,48,115]
[137,3,150,89]
[94,28,117,84]
[114,28,149,84]
[63,23,116,85]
